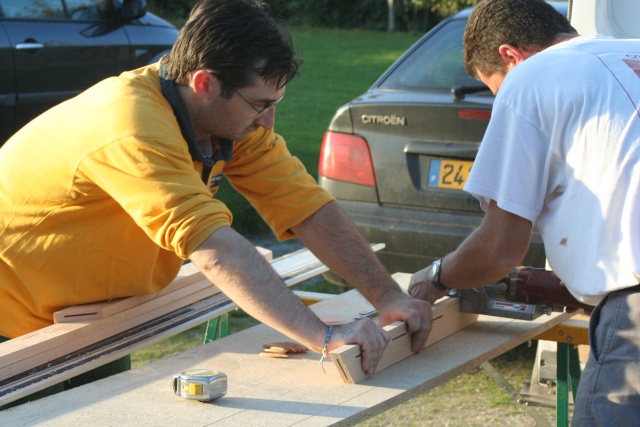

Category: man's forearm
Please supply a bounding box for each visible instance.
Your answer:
[291,201,404,308]
[190,225,395,373]
[293,202,434,351]
[440,201,532,289]
[190,226,327,352]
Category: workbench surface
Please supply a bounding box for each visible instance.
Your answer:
[2,273,571,426]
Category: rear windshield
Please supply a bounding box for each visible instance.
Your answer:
[379,19,483,91]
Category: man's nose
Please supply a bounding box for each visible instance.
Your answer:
[255,106,276,130]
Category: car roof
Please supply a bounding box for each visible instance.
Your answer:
[453,1,568,19]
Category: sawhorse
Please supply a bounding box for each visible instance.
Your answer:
[534,315,589,426]
[478,313,588,427]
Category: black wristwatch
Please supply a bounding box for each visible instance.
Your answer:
[428,258,452,292]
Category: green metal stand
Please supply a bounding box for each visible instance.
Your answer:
[556,342,581,427]
[203,313,230,344]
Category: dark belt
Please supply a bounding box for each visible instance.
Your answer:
[618,284,640,293]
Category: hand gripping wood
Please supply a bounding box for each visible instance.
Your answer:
[330,296,478,383]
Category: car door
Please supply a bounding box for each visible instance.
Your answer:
[0,0,130,139]
[0,19,15,144]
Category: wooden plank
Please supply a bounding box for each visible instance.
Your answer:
[330,296,478,383]
[293,290,337,306]
[0,273,573,426]
[273,243,384,286]
[0,245,299,379]
[0,284,220,380]
[0,244,383,405]
[53,246,272,323]
[0,291,237,406]
[255,246,273,261]
[50,243,381,324]
[53,277,213,323]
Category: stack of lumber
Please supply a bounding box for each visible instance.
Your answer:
[0,244,382,406]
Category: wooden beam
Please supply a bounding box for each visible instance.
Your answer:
[330,296,478,383]
[52,247,272,323]
[0,244,384,405]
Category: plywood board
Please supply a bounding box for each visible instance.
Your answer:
[0,273,574,426]
[330,296,478,383]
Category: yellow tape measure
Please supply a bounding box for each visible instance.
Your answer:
[172,369,227,402]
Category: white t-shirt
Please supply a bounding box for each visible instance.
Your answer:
[465,35,640,305]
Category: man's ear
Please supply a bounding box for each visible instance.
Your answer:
[498,44,536,71]
[191,70,219,99]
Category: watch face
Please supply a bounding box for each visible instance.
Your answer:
[428,262,436,282]
[429,259,440,283]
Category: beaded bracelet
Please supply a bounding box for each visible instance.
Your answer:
[319,325,333,373]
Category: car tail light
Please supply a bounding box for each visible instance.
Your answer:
[319,131,376,187]
[457,109,491,120]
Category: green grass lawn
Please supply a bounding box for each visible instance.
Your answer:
[278,27,421,174]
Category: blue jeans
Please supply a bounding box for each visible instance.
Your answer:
[572,286,640,426]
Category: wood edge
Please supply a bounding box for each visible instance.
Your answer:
[0,286,223,375]
[328,297,479,384]
[52,244,272,323]
[53,278,214,323]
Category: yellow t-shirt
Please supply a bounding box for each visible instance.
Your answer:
[0,64,334,338]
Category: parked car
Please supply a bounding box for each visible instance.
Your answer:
[0,0,179,144]
[318,2,569,279]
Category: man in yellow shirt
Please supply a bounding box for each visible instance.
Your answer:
[0,0,431,401]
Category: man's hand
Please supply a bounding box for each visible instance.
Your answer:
[375,291,433,353]
[291,202,434,354]
[331,319,390,375]
[408,267,449,305]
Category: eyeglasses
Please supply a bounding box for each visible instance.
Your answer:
[234,88,284,118]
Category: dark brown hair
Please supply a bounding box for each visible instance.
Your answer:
[161,0,301,96]
[463,0,576,78]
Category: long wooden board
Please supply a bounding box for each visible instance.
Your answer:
[50,244,374,324]
[0,244,383,406]
[330,296,478,383]
[52,247,272,323]
[0,273,574,426]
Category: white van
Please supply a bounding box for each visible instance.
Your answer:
[569,0,640,38]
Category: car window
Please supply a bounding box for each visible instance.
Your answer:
[379,19,481,91]
[0,0,65,19]
[66,0,109,21]
[0,0,109,20]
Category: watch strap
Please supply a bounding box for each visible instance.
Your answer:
[430,258,452,291]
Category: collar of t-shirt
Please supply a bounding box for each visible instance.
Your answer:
[159,64,234,184]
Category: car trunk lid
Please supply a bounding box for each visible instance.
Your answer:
[348,90,492,213]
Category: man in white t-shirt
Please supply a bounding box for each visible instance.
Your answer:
[408,0,640,425]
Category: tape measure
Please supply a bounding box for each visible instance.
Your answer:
[172,369,227,402]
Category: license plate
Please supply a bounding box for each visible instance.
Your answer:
[427,159,473,189]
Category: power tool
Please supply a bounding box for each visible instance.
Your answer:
[458,267,593,321]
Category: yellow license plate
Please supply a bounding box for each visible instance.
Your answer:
[427,158,473,189]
